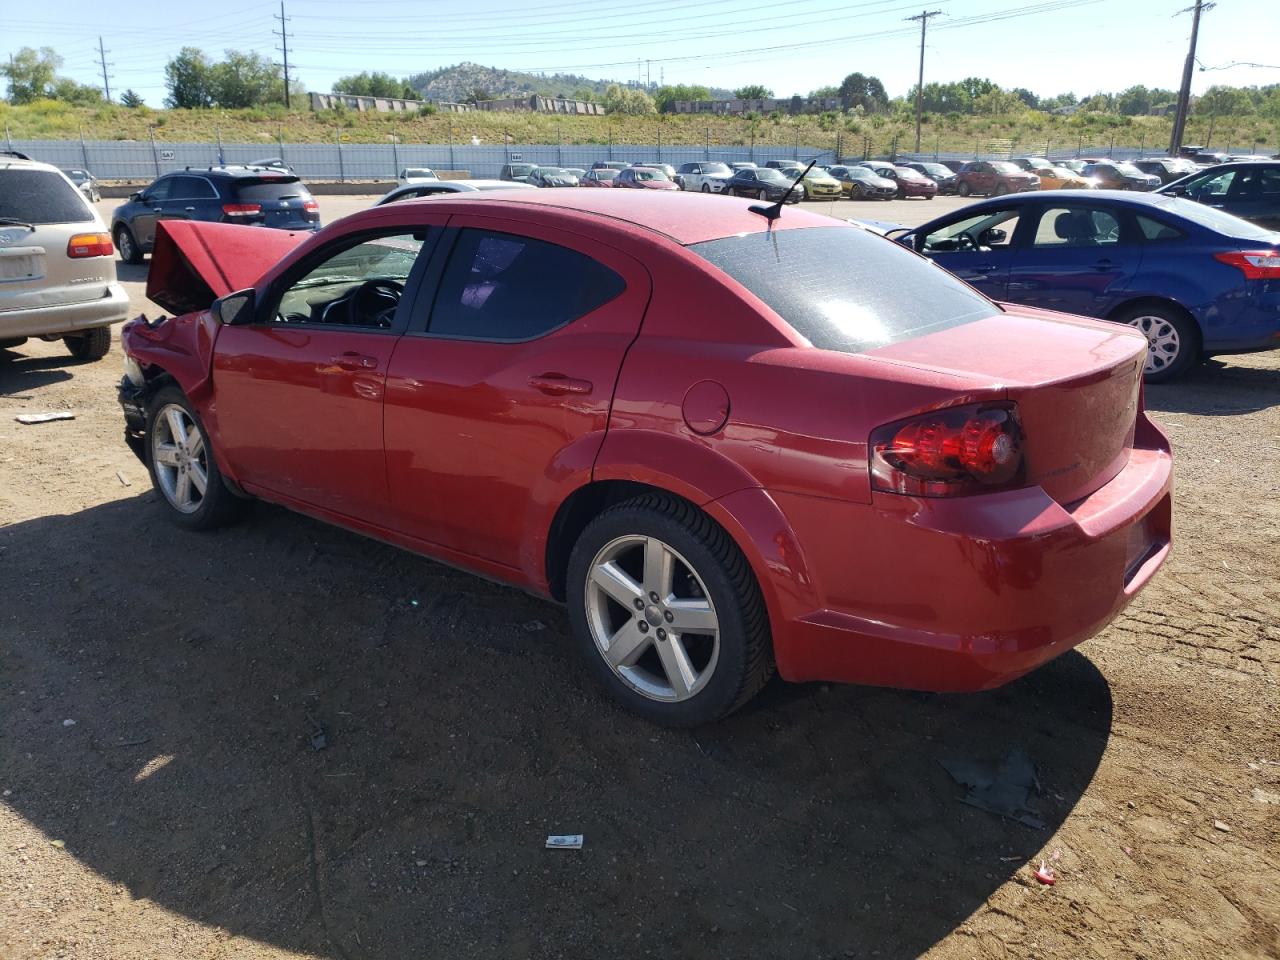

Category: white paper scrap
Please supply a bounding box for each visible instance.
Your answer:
[545,834,583,849]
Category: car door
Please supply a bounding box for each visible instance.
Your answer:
[382,217,651,569]
[132,177,173,248]
[1004,202,1141,318]
[212,223,443,524]
[916,204,1026,300]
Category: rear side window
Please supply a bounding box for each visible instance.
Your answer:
[1137,215,1185,242]
[690,226,995,354]
[168,176,218,199]
[428,229,625,341]
[0,169,93,224]
[232,177,308,201]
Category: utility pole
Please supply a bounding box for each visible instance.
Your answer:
[96,37,113,102]
[646,60,651,91]
[1169,0,1214,155]
[906,10,942,154]
[274,1,293,108]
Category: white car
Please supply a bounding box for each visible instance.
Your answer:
[675,161,733,193]
[0,154,128,361]
[376,179,537,205]
[397,167,439,185]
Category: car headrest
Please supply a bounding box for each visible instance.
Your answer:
[1053,210,1096,241]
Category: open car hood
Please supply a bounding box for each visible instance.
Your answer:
[146,220,310,315]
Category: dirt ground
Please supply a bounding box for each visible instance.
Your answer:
[1,196,1278,960]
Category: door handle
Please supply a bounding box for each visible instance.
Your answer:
[529,373,592,396]
[1094,258,1113,271]
[326,352,378,371]
[973,264,999,273]
[183,206,196,212]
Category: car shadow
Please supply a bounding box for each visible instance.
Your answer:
[0,349,77,393]
[115,259,150,285]
[0,496,1112,960]
[1146,357,1280,416]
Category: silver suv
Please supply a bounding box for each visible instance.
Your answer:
[1,154,129,361]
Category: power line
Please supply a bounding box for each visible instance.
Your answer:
[97,36,114,102]
[1169,0,1214,154]
[905,9,942,153]
[273,1,292,108]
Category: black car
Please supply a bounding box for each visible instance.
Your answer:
[110,165,319,264]
[721,167,804,202]
[1132,158,1199,185]
[901,161,959,194]
[1157,161,1280,230]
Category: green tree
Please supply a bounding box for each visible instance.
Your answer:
[733,84,773,100]
[211,51,282,108]
[1195,85,1254,116]
[2,46,60,104]
[51,77,104,105]
[653,83,711,112]
[335,71,415,99]
[972,87,1025,116]
[164,47,216,108]
[465,86,491,104]
[1116,85,1153,116]
[809,85,839,99]
[1078,92,1117,113]
[1011,87,1039,109]
[958,77,996,101]
[119,89,145,108]
[602,83,656,115]
[838,72,888,112]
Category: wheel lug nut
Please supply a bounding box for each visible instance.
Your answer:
[663,611,674,623]
[656,628,667,641]
[637,621,649,633]
[633,598,644,610]
[649,592,659,603]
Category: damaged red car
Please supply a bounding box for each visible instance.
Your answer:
[118,191,1173,725]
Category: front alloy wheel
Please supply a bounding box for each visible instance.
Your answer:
[152,403,209,515]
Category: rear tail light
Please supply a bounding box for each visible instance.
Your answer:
[222,203,262,218]
[870,402,1023,497]
[302,199,319,213]
[1214,250,1280,280]
[66,232,113,258]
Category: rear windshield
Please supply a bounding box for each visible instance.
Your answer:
[232,176,309,201]
[690,226,996,354]
[1157,195,1278,241]
[0,168,93,224]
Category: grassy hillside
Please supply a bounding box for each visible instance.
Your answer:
[3,100,1274,157]
[405,62,732,102]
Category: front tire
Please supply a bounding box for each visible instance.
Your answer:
[757,189,769,201]
[993,183,1009,197]
[145,387,247,530]
[567,494,774,726]
[957,182,971,197]
[1114,303,1201,383]
[64,326,111,362]
[850,182,865,199]
[115,225,143,265]
[701,183,711,193]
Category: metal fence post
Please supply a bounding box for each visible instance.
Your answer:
[657,116,662,162]
[836,130,842,163]
[706,125,710,161]
[749,124,755,162]
[449,120,455,170]
[149,125,160,177]
[336,130,345,183]
[4,126,11,152]
[79,126,90,170]
[505,130,510,164]
[557,122,562,166]
[278,126,286,170]
[608,126,613,161]
[793,130,799,160]
[1108,134,1115,158]
[391,134,399,178]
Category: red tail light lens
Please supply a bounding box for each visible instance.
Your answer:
[302,199,319,213]
[222,203,262,218]
[870,403,1023,497]
[66,232,113,258]
[1214,250,1280,279]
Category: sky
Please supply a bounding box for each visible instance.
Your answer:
[3,0,1278,107]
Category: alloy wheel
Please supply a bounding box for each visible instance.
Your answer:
[1126,315,1181,375]
[116,228,134,262]
[151,403,209,514]
[584,535,720,702]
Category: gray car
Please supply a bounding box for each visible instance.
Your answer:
[377,179,537,205]
[1,156,128,361]
[62,168,101,203]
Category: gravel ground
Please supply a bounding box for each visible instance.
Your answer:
[1,195,1277,960]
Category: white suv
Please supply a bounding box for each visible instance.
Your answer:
[1,153,129,361]
[675,161,733,193]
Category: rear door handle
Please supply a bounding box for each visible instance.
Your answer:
[327,352,378,371]
[1094,258,1113,270]
[973,263,1000,273]
[183,206,196,212]
[529,374,592,396]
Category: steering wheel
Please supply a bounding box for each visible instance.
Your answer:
[349,278,404,327]
[955,232,977,251]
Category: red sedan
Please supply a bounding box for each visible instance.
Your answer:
[613,167,680,190]
[118,191,1172,726]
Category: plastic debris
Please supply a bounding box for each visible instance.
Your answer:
[522,619,547,632]
[1213,820,1231,832]
[546,834,583,849]
[310,725,329,751]
[116,470,132,487]
[16,412,75,424]
[940,748,1045,829]
[50,839,66,849]
[62,719,76,728]
[1033,862,1056,885]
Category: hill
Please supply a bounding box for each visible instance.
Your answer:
[406,62,732,103]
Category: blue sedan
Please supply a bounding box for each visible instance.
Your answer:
[872,191,1280,381]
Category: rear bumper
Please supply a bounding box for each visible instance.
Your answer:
[0,283,129,338]
[766,416,1173,692]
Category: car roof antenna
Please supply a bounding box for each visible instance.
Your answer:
[749,158,819,225]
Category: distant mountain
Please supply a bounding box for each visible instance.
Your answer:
[407,62,732,102]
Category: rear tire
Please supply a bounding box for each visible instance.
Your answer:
[145,386,248,531]
[567,493,774,726]
[957,182,971,197]
[115,225,143,265]
[64,326,111,362]
[993,183,1009,197]
[1113,302,1201,383]
[701,183,711,193]
[757,189,769,201]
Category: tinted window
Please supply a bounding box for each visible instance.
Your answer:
[429,229,625,341]
[1156,195,1276,240]
[145,178,173,202]
[233,176,308,201]
[1034,207,1121,247]
[0,169,93,223]
[1137,215,1185,241]
[168,176,218,199]
[690,226,995,354]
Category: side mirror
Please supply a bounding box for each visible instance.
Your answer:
[1165,184,1186,196]
[130,191,143,202]
[211,288,256,326]
[980,227,1008,246]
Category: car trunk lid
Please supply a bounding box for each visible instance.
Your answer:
[147,219,309,315]
[869,308,1147,504]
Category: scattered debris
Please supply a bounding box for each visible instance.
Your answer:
[1033,862,1056,885]
[410,600,420,607]
[62,719,76,728]
[415,859,427,867]
[521,619,547,633]
[16,412,75,425]
[1122,846,1134,858]
[50,839,66,849]
[998,855,1023,862]
[1252,789,1279,805]
[940,748,1045,829]
[113,737,151,747]
[309,726,329,751]
[1213,820,1231,833]
[546,834,583,849]
[2,789,10,797]
[115,470,132,487]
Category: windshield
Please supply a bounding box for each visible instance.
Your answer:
[990,162,1021,174]
[895,168,924,181]
[702,163,731,175]
[535,168,569,177]
[1050,167,1077,178]
[1115,163,1143,176]
[509,164,536,176]
[404,169,435,178]
[0,168,94,223]
[633,169,669,181]
[689,226,995,354]
[756,169,790,183]
[64,169,90,181]
[592,170,618,180]
[921,164,950,176]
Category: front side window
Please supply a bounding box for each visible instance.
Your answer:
[144,178,173,202]
[920,208,1021,253]
[428,229,626,342]
[1188,170,1234,198]
[1033,207,1121,247]
[274,232,428,328]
